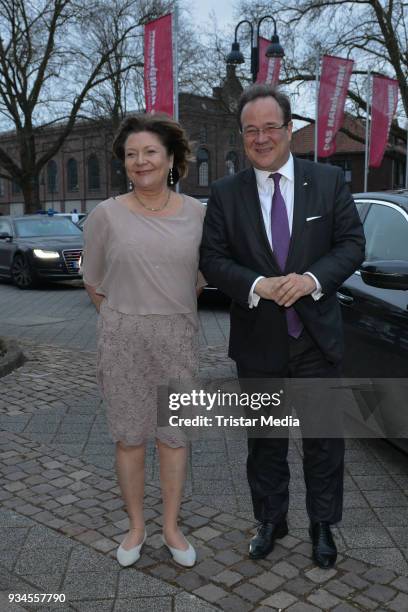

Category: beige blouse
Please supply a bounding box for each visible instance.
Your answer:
[82,195,206,315]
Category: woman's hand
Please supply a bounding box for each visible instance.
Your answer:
[84,283,105,312]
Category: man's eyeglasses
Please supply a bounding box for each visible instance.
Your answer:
[241,123,289,140]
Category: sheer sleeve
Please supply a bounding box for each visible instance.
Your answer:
[82,205,108,290]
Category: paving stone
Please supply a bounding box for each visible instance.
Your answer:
[213,550,243,565]
[192,526,222,541]
[388,592,408,611]
[307,588,341,609]
[325,578,355,598]
[285,576,316,597]
[341,571,370,590]
[286,602,321,611]
[174,592,219,612]
[217,595,253,612]
[391,576,408,593]
[353,593,379,609]
[193,584,229,603]
[250,570,285,592]
[261,590,298,609]
[232,560,263,578]
[233,582,265,603]
[174,571,206,591]
[213,569,242,587]
[363,566,396,584]
[305,566,337,583]
[272,561,299,579]
[194,559,225,578]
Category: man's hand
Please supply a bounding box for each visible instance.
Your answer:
[275,273,316,307]
[254,276,287,301]
[254,274,316,306]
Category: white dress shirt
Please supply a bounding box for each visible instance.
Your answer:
[249,153,322,307]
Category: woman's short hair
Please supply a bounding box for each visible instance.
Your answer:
[112,113,192,184]
[237,84,292,129]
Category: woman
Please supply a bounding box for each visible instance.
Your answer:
[82,113,205,568]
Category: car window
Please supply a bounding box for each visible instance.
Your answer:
[0,220,12,235]
[364,203,408,262]
[14,217,83,237]
[353,200,370,222]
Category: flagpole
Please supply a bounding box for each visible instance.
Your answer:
[364,69,371,191]
[405,118,408,189]
[173,2,179,122]
[173,2,179,192]
[314,47,320,162]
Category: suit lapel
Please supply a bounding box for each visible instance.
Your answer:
[240,168,280,272]
[286,156,310,271]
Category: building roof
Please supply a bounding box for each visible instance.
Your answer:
[291,113,405,156]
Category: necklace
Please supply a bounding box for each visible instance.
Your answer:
[133,189,171,212]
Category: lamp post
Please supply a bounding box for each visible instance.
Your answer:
[226,16,284,83]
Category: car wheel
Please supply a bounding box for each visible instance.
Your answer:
[11,255,36,289]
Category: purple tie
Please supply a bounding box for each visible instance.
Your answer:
[270,173,303,338]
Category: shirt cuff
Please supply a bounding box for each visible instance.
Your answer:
[248,276,265,308]
[304,272,323,300]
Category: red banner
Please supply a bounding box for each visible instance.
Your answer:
[256,37,281,86]
[144,14,173,116]
[369,76,399,168]
[317,55,353,157]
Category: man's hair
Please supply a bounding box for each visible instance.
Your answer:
[237,84,292,129]
[112,113,193,183]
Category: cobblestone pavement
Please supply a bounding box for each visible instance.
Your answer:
[1,284,408,611]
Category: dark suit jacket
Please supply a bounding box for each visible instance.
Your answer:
[199,157,366,371]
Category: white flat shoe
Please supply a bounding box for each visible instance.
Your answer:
[116,529,147,567]
[162,534,196,567]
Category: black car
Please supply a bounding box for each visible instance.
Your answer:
[0,215,83,289]
[339,190,408,451]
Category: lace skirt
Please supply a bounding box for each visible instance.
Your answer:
[96,300,199,447]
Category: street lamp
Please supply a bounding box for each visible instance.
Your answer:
[226,16,285,83]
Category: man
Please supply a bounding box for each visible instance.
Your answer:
[200,84,365,569]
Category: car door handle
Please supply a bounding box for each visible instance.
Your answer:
[336,291,354,305]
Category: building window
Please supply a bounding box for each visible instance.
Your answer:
[111,158,125,191]
[0,178,4,197]
[226,151,238,175]
[229,132,237,146]
[47,160,58,193]
[67,158,79,192]
[88,155,100,190]
[12,179,21,194]
[197,148,209,186]
[199,126,207,144]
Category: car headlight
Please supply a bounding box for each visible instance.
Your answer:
[33,249,60,259]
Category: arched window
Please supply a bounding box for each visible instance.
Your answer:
[88,155,100,190]
[47,160,58,193]
[67,158,78,192]
[199,126,207,144]
[111,158,125,191]
[226,151,238,175]
[197,148,209,186]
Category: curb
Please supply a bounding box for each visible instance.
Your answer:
[0,337,26,378]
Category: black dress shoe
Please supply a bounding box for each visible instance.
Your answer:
[249,520,288,559]
[309,522,337,568]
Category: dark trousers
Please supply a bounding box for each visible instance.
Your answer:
[237,330,345,525]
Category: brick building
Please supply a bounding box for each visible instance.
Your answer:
[0,66,245,216]
[291,114,407,193]
[1,71,406,215]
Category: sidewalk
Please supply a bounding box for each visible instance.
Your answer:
[1,339,408,611]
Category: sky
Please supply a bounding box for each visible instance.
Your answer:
[188,0,235,31]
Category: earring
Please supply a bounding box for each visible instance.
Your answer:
[168,168,174,186]
[128,180,134,191]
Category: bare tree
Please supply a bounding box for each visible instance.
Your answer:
[0,0,168,213]
[236,0,408,141]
